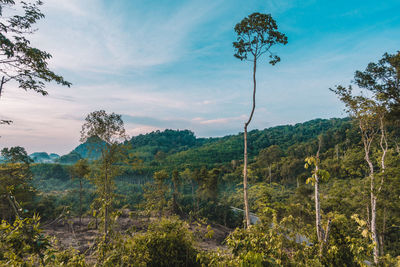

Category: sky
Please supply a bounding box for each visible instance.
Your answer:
[0,0,399,155]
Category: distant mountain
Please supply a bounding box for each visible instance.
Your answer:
[73,136,105,160]
[49,153,60,160]
[58,151,82,164]
[30,152,60,163]
[56,136,106,164]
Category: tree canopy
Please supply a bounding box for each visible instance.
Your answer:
[0,0,70,97]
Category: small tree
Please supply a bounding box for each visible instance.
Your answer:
[171,169,181,215]
[142,170,169,218]
[80,110,127,239]
[70,159,90,225]
[233,12,288,227]
[353,51,400,121]
[0,146,33,221]
[304,137,331,256]
[257,145,283,184]
[331,84,388,265]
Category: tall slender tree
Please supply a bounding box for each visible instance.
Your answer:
[233,12,287,227]
[304,137,331,257]
[80,110,127,240]
[331,85,388,265]
[70,159,90,225]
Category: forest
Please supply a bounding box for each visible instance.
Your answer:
[1,1,400,266]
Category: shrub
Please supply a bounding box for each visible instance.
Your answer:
[101,217,199,267]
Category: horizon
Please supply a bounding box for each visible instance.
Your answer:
[26,116,347,155]
[0,0,399,154]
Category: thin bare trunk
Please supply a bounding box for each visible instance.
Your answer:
[312,137,331,256]
[269,165,272,185]
[371,191,378,265]
[7,194,21,219]
[362,122,379,265]
[79,179,83,225]
[366,154,379,265]
[0,76,5,98]
[243,57,257,228]
[315,173,322,241]
[243,126,250,227]
[377,115,387,256]
[173,180,179,214]
[335,144,339,161]
[191,180,196,211]
[314,138,323,252]
[104,158,109,239]
[380,207,386,256]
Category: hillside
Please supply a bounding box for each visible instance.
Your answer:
[55,117,351,168]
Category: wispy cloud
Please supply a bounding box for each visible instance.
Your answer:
[34,0,225,74]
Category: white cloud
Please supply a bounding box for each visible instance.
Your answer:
[32,0,224,74]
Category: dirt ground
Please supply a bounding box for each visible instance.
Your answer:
[42,211,232,258]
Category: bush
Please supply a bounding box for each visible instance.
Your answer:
[101,217,199,267]
[0,214,86,266]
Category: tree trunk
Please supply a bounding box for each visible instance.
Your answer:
[315,173,322,241]
[243,125,251,227]
[243,57,257,228]
[314,138,324,256]
[173,188,178,214]
[380,207,386,256]
[79,179,83,225]
[7,194,21,220]
[365,141,379,265]
[377,116,387,257]
[269,165,272,185]
[335,144,339,161]
[0,76,5,98]
[104,162,109,240]
[371,192,378,265]
[191,180,196,212]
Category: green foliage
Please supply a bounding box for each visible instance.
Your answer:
[31,163,70,181]
[81,110,128,238]
[233,12,288,64]
[225,208,310,266]
[0,0,70,97]
[304,156,330,185]
[142,170,170,217]
[16,116,400,263]
[99,217,199,267]
[353,51,400,121]
[1,146,33,164]
[0,214,87,266]
[0,214,50,265]
[164,118,351,169]
[0,147,34,221]
[58,151,82,164]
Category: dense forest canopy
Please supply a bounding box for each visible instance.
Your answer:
[3,114,400,265]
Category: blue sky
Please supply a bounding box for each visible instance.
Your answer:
[0,0,399,154]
